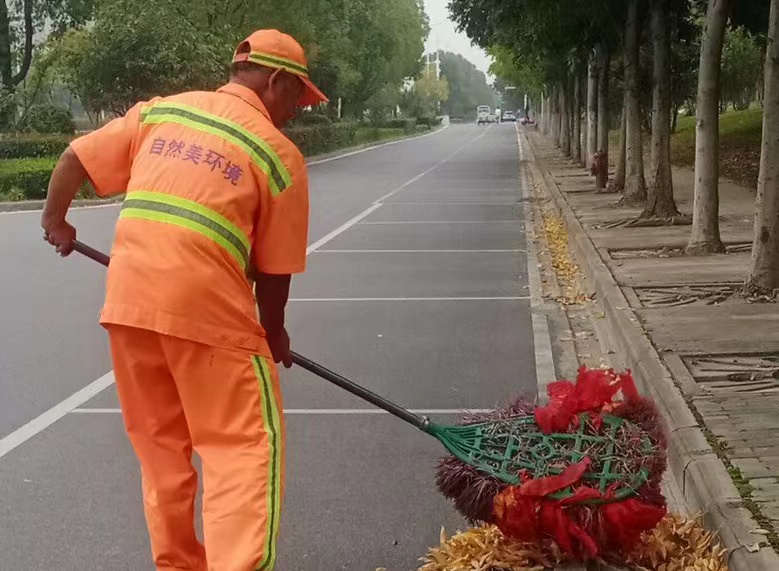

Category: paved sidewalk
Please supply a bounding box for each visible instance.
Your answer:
[523,127,779,571]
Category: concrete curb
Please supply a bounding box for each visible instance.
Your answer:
[520,129,779,571]
[515,126,557,404]
[0,197,121,213]
[0,125,448,214]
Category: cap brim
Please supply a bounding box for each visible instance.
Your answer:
[298,76,328,107]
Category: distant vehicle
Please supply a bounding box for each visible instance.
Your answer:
[477,105,496,125]
[502,110,516,122]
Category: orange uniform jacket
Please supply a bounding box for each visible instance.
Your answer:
[71,83,309,356]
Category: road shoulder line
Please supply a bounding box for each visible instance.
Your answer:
[515,126,557,403]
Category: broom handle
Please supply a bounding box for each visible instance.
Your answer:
[73,240,110,266]
[289,351,430,430]
[71,239,432,431]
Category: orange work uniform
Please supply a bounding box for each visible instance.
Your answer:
[70,29,326,571]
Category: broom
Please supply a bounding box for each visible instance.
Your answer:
[70,239,550,464]
[72,239,668,560]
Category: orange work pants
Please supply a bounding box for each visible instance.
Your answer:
[107,325,285,571]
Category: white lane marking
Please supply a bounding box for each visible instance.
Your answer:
[0,128,484,458]
[0,372,115,459]
[358,220,522,225]
[306,129,493,254]
[288,297,530,302]
[2,127,452,218]
[373,128,491,204]
[515,126,557,403]
[379,202,519,207]
[305,125,449,166]
[314,249,525,253]
[70,407,494,415]
[305,204,382,254]
[378,201,519,206]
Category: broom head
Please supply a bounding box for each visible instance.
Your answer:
[434,366,668,561]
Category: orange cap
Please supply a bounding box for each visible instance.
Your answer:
[232,29,329,107]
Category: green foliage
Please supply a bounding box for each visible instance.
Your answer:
[438,51,496,118]
[1,0,96,92]
[0,133,71,158]
[402,65,449,117]
[0,155,96,200]
[671,107,763,189]
[39,0,429,120]
[415,116,441,127]
[720,26,763,112]
[0,157,58,199]
[292,113,333,126]
[51,0,223,116]
[0,88,16,130]
[16,104,75,133]
[353,127,405,145]
[381,118,417,133]
[283,122,359,156]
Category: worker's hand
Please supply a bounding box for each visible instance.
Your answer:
[267,326,292,369]
[42,218,76,257]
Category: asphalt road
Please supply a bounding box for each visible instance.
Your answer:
[0,123,539,570]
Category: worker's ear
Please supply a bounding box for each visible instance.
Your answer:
[268,68,284,92]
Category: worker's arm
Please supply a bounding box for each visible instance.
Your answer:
[255,272,293,368]
[41,146,88,256]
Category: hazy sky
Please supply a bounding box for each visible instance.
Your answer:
[423,0,494,77]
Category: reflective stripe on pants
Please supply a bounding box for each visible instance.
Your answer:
[107,325,285,571]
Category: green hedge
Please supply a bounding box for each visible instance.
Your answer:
[0,134,72,159]
[0,157,95,201]
[293,113,333,126]
[416,116,442,127]
[16,105,76,134]
[0,121,426,201]
[0,158,57,200]
[284,122,359,156]
[380,118,417,133]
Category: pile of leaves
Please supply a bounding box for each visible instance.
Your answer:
[419,514,727,571]
[541,212,589,305]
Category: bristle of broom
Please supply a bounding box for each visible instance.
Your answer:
[434,393,668,523]
[434,396,533,523]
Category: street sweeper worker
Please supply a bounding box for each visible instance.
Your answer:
[40,29,327,571]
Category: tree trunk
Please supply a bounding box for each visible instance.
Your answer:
[610,105,627,192]
[747,0,779,293]
[540,95,546,134]
[545,94,552,135]
[550,85,561,144]
[644,0,679,218]
[671,103,679,133]
[0,0,11,88]
[622,0,647,205]
[573,70,582,164]
[687,0,731,254]
[587,51,599,169]
[560,79,571,155]
[10,0,32,87]
[580,84,586,165]
[596,44,611,189]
